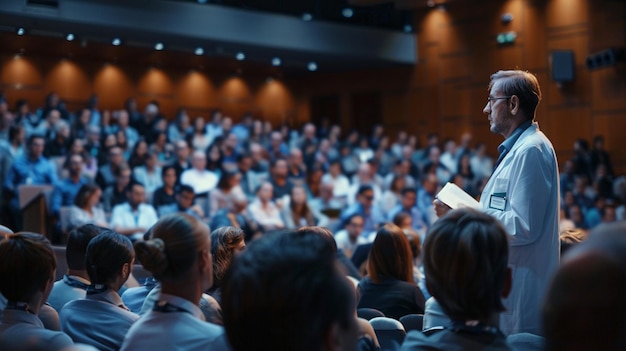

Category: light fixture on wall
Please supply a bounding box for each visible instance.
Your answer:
[66,33,75,41]
[112,38,122,46]
[235,52,245,61]
[307,62,318,71]
[496,31,516,45]
[194,47,204,55]
[342,8,354,18]
[17,27,26,36]
[271,57,282,66]
[302,13,313,21]
[501,13,513,24]
[154,42,164,51]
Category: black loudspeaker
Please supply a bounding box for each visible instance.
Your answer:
[551,50,575,82]
[586,48,626,70]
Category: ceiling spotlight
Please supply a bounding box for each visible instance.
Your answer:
[427,0,435,7]
[271,57,282,66]
[66,33,75,41]
[235,52,245,61]
[195,47,204,55]
[342,8,354,18]
[112,38,121,46]
[155,42,164,51]
[307,62,318,71]
[17,27,25,36]
[302,13,313,21]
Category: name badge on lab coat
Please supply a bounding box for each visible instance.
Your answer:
[489,192,506,211]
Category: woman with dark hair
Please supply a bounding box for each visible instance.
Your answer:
[282,185,318,229]
[208,169,242,218]
[121,214,228,351]
[67,183,107,229]
[150,131,172,165]
[402,208,511,350]
[189,116,211,151]
[207,226,246,302]
[205,142,224,176]
[60,230,139,351]
[357,224,425,319]
[152,165,177,215]
[127,139,148,169]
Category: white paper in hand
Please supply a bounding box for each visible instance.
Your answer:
[436,182,481,210]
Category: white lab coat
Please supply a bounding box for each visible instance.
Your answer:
[480,122,560,335]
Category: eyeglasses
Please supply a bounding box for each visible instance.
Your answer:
[487,96,512,107]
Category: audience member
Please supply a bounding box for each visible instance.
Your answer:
[357,224,425,319]
[109,181,158,241]
[67,183,108,229]
[48,224,101,312]
[102,163,132,213]
[0,232,74,350]
[158,184,204,220]
[3,134,58,230]
[207,226,246,303]
[208,169,243,218]
[51,153,92,218]
[282,185,318,229]
[180,150,219,197]
[340,184,384,235]
[222,229,359,351]
[152,165,177,215]
[334,214,369,259]
[121,214,229,351]
[402,208,511,350]
[247,181,285,231]
[60,231,139,351]
[543,221,626,351]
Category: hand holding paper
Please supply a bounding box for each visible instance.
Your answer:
[435,182,481,210]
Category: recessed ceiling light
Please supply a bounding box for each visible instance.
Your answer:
[235,52,245,61]
[195,47,204,55]
[342,8,354,18]
[155,42,164,51]
[66,33,75,41]
[271,57,282,66]
[302,13,313,21]
[307,62,318,71]
[112,38,121,46]
[17,27,25,36]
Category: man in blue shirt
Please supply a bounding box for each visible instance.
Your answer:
[3,134,57,230]
[50,153,91,218]
[339,184,385,237]
[388,187,428,237]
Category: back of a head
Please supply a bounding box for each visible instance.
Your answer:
[368,224,414,284]
[0,232,56,302]
[543,221,626,351]
[85,230,134,286]
[423,208,509,322]
[222,231,356,351]
[66,224,101,271]
[210,226,245,287]
[296,226,338,254]
[135,213,210,282]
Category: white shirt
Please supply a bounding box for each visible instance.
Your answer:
[334,229,370,258]
[321,173,351,199]
[247,199,285,230]
[120,293,229,351]
[109,203,159,237]
[480,122,559,335]
[60,289,139,351]
[180,168,219,194]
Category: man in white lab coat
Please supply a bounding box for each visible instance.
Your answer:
[435,70,559,336]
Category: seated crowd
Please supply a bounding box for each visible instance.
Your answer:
[0,93,625,351]
[1,93,623,244]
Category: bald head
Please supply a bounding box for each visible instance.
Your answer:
[543,222,626,351]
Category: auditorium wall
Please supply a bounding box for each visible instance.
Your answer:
[289,0,626,174]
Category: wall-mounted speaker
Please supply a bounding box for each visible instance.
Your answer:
[586,48,626,70]
[551,50,575,83]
